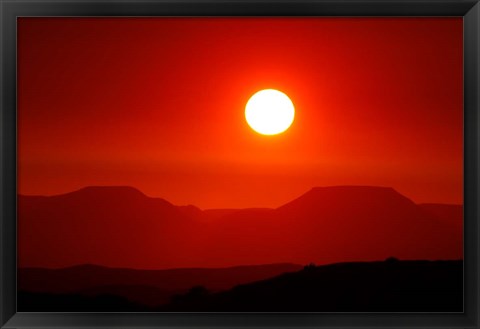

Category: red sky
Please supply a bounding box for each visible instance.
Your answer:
[17,17,463,209]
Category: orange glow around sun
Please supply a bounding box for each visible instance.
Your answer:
[17,17,463,209]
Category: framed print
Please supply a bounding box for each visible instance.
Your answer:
[1,0,479,328]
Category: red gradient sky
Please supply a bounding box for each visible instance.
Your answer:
[17,17,463,209]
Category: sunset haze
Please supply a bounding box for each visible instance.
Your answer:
[18,17,462,209]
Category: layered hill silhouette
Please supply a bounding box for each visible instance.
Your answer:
[161,259,463,312]
[18,259,463,312]
[18,185,463,269]
[18,263,302,307]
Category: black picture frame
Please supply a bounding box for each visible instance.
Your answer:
[1,0,479,328]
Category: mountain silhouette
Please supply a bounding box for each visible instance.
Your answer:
[18,186,206,269]
[18,259,462,312]
[18,185,462,269]
[161,259,463,312]
[18,263,302,307]
[199,186,462,266]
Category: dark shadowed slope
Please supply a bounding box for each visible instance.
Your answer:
[18,263,303,307]
[419,203,462,234]
[18,186,462,269]
[161,259,463,312]
[419,203,462,223]
[419,203,463,242]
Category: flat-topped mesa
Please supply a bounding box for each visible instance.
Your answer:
[17,185,463,269]
[67,185,147,198]
[277,185,416,213]
[20,185,176,209]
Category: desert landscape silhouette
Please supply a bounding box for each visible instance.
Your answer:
[17,17,463,312]
[18,185,463,312]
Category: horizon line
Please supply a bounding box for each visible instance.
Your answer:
[17,184,464,209]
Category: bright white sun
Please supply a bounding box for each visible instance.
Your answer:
[245,89,295,135]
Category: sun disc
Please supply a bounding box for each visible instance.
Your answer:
[245,89,295,135]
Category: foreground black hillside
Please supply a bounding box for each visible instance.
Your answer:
[18,263,302,307]
[18,259,463,312]
[161,259,463,312]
